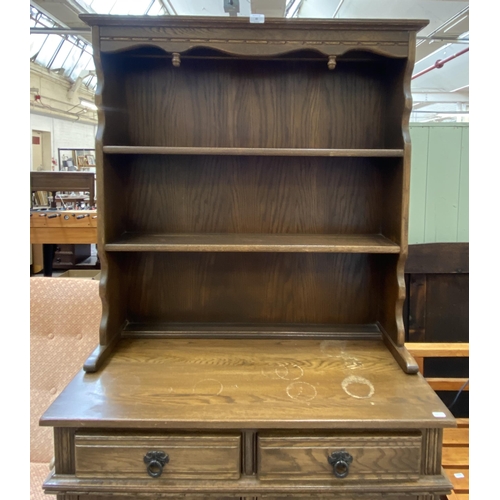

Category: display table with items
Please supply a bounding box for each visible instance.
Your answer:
[30,208,98,276]
[40,14,455,500]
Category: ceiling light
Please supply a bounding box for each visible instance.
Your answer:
[79,98,97,111]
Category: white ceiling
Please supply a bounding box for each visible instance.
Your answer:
[30,0,469,122]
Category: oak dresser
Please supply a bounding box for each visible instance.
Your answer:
[40,15,455,500]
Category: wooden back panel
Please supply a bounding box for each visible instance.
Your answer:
[116,252,380,325]
[105,155,401,236]
[102,49,405,149]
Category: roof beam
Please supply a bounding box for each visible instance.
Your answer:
[30,27,91,34]
[413,92,469,104]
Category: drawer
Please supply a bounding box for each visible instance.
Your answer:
[75,432,241,480]
[258,432,421,482]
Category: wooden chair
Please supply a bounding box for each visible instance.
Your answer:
[406,343,469,500]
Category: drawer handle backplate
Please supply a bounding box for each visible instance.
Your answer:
[144,451,169,478]
[328,451,353,478]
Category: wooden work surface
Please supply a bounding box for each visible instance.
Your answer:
[41,338,454,430]
[30,171,96,208]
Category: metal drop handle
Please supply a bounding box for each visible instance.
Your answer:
[143,451,169,478]
[328,451,353,478]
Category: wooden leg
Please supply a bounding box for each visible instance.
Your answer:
[43,244,56,277]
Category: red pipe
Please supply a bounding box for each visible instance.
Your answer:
[412,47,469,79]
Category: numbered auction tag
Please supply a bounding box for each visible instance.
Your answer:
[250,14,265,23]
[432,411,447,418]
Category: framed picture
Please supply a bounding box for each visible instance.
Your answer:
[58,148,96,170]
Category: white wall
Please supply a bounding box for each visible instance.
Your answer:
[30,113,97,171]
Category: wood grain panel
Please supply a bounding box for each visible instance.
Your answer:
[406,243,469,274]
[75,432,241,480]
[119,252,380,324]
[103,50,402,149]
[40,338,455,430]
[261,497,419,500]
[420,428,442,476]
[68,497,238,500]
[424,274,469,343]
[445,468,469,493]
[30,227,97,244]
[54,428,75,474]
[442,447,468,468]
[108,155,389,236]
[258,433,421,481]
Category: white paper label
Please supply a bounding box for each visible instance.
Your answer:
[250,14,265,23]
[454,472,465,478]
[432,411,447,418]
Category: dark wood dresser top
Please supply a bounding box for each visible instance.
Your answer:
[41,338,454,430]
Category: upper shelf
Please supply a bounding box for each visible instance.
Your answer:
[104,233,400,253]
[103,146,405,157]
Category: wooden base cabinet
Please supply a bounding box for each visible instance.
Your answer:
[42,340,453,499]
[41,15,454,500]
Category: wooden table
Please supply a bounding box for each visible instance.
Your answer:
[30,171,96,208]
[30,209,98,276]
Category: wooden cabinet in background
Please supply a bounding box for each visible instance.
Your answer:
[40,15,455,499]
[52,244,91,269]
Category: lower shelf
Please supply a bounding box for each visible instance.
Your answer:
[121,322,383,339]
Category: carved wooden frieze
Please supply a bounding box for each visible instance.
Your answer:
[98,28,410,58]
[79,16,429,59]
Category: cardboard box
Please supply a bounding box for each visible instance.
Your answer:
[58,270,100,280]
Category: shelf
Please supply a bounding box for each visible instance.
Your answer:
[104,233,401,253]
[103,146,404,157]
[121,322,383,339]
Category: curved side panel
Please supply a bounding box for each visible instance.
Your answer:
[84,26,124,372]
[397,31,418,347]
[93,25,110,348]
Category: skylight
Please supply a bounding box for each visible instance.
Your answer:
[77,0,167,16]
[30,5,97,91]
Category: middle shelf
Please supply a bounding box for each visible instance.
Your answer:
[104,233,401,253]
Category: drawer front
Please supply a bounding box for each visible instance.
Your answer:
[75,432,241,480]
[261,497,419,500]
[258,433,421,482]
